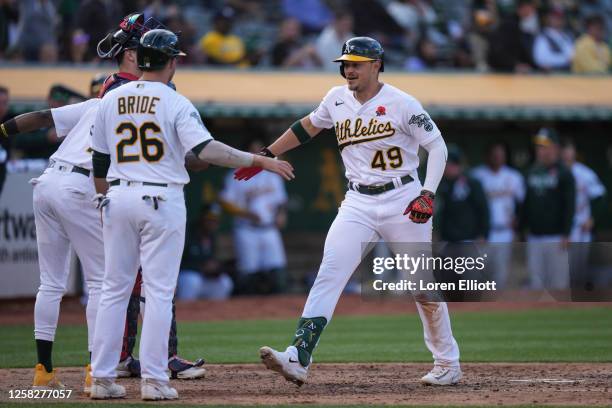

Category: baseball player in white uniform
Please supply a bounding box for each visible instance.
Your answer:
[89,29,293,400]
[235,37,461,386]
[561,141,606,243]
[221,139,288,293]
[0,14,156,392]
[472,143,525,287]
[1,99,101,390]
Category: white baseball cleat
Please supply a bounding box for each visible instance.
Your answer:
[141,378,179,400]
[420,365,463,385]
[90,378,126,399]
[259,346,308,387]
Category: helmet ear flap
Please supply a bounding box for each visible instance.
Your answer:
[340,62,346,78]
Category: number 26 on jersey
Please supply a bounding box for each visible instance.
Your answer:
[116,122,165,163]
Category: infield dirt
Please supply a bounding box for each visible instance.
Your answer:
[1,362,611,405]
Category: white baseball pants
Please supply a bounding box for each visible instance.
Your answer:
[31,166,104,352]
[92,184,186,382]
[233,226,286,274]
[302,179,460,367]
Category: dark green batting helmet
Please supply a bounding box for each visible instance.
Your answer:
[334,37,384,78]
[137,29,186,71]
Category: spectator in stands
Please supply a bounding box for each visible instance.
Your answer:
[220,138,288,295]
[487,0,539,73]
[0,86,12,197]
[316,11,355,71]
[468,2,499,72]
[350,0,405,41]
[199,7,247,67]
[436,145,489,243]
[521,128,575,290]
[271,18,321,68]
[161,4,199,64]
[68,28,90,63]
[177,203,234,301]
[533,7,575,72]
[561,139,606,242]
[282,0,332,34]
[0,1,19,59]
[572,15,611,73]
[75,0,116,62]
[386,0,438,36]
[14,0,58,62]
[405,36,442,71]
[578,0,612,35]
[472,142,525,287]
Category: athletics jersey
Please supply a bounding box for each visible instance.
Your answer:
[50,98,100,170]
[309,83,441,186]
[91,80,212,185]
[221,170,288,228]
[472,165,525,231]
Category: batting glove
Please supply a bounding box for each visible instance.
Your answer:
[404,190,435,223]
[92,193,110,209]
[234,148,274,181]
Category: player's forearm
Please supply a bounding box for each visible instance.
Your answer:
[94,177,109,195]
[421,137,448,193]
[268,116,320,156]
[196,140,254,168]
[185,151,210,171]
[0,110,54,138]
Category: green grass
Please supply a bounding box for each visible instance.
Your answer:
[1,307,610,369]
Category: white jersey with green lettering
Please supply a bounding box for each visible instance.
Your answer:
[309,83,441,186]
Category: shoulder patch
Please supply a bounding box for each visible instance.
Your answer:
[409,113,433,132]
[190,111,205,129]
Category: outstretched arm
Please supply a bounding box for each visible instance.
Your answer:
[267,116,322,156]
[194,140,294,180]
[1,110,54,139]
[234,116,323,180]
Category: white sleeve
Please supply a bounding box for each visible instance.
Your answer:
[220,171,239,203]
[421,135,447,194]
[585,167,606,198]
[51,98,99,138]
[90,100,109,154]
[308,88,335,129]
[175,97,214,151]
[403,97,442,146]
[273,174,288,204]
[513,171,526,202]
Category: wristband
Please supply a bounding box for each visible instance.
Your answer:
[260,147,275,158]
[1,118,18,138]
[290,120,311,144]
[420,190,435,199]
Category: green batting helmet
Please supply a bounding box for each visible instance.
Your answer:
[137,29,186,71]
[334,37,384,78]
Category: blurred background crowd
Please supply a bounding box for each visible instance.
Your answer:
[0,0,611,73]
[0,0,610,302]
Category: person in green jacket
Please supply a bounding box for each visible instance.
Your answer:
[522,128,575,290]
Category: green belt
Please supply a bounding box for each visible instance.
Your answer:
[109,180,168,187]
[349,174,414,196]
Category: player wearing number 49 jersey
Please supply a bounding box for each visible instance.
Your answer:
[90,29,293,401]
[235,36,461,386]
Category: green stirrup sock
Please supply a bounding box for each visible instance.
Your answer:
[291,317,327,367]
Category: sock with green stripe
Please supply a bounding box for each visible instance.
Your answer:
[291,317,327,367]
